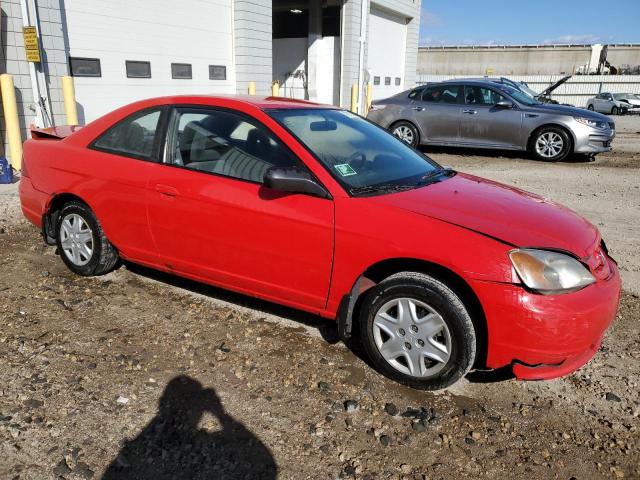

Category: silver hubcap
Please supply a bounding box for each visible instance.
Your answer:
[373,297,451,378]
[393,126,414,144]
[60,213,94,266]
[535,132,564,158]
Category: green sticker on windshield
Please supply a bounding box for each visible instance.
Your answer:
[334,163,357,177]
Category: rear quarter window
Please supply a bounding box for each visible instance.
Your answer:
[91,109,162,161]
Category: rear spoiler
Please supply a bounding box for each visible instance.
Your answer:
[30,125,82,140]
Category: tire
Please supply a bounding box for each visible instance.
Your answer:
[530,126,572,162]
[358,272,476,390]
[611,106,619,115]
[390,121,419,147]
[587,104,594,111]
[55,200,119,276]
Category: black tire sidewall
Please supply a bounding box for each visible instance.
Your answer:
[588,105,594,111]
[391,121,419,147]
[359,274,475,390]
[55,202,103,276]
[532,127,572,162]
[612,107,618,115]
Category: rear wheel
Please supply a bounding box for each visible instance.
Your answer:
[587,104,594,111]
[531,126,572,162]
[391,121,419,147]
[55,201,119,276]
[358,272,476,390]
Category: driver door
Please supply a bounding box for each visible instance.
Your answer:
[146,106,335,310]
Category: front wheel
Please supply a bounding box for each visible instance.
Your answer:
[611,106,619,115]
[531,126,572,162]
[55,201,119,276]
[358,272,476,390]
[391,121,419,147]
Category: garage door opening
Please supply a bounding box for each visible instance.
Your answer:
[272,0,341,104]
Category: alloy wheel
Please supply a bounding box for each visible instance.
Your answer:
[60,213,94,266]
[535,132,564,159]
[393,125,414,144]
[372,297,451,378]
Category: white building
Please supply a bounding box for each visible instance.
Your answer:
[0,0,421,162]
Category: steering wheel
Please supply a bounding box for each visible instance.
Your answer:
[347,151,367,171]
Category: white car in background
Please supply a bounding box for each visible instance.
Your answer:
[587,93,640,115]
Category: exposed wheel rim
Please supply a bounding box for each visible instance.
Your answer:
[60,213,94,266]
[612,107,618,114]
[535,132,564,158]
[372,297,451,378]
[393,125,415,145]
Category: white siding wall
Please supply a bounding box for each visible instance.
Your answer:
[64,0,235,123]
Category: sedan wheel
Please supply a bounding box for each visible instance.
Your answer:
[391,121,419,147]
[612,106,619,115]
[359,272,476,390]
[531,127,571,162]
[587,104,594,111]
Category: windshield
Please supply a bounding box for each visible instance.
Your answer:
[494,84,540,106]
[613,93,639,100]
[517,82,539,98]
[268,108,446,195]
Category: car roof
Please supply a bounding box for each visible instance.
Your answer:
[141,94,334,110]
[440,78,498,87]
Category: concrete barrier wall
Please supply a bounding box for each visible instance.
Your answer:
[415,74,640,107]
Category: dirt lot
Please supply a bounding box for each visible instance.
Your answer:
[1,117,639,479]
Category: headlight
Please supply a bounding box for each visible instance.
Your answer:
[369,104,386,111]
[509,249,595,294]
[574,117,608,129]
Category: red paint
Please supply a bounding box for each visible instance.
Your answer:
[19,95,621,380]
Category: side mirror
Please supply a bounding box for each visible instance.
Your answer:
[263,167,330,199]
[496,100,514,109]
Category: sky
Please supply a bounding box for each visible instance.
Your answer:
[420,0,640,46]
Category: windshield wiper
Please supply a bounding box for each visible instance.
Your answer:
[417,167,456,185]
[349,183,416,196]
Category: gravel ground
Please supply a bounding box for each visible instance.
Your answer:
[0,117,638,479]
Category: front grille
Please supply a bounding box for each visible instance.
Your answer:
[608,122,615,130]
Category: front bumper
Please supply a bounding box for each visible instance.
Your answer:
[572,123,616,154]
[471,257,621,380]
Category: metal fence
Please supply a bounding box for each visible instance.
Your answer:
[415,74,640,107]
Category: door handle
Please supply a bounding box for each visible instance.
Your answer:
[411,106,426,111]
[462,109,477,115]
[155,184,179,197]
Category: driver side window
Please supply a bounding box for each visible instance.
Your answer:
[167,108,303,184]
[464,86,507,106]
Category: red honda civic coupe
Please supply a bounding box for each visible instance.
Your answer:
[20,95,621,390]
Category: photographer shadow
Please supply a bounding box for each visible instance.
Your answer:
[102,376,277,480]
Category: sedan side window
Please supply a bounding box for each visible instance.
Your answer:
[464,86,507,106]
[167,108,303,184]
[421,85,462,104]
[92,109,162,160]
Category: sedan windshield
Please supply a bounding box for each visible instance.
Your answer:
[268,109,448,195]
[613,93,639,100]
[494,84,540,106]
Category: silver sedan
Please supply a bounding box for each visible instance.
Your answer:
[367,79,615,161]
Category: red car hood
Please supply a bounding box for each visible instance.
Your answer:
[374,173,599,258]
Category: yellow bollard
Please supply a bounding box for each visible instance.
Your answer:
[0,74,23,171]
[351,84,358,113]
[248,82,256,95]
[62,76,79,125]
[366,82,373,115]
[271,81,280,97]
